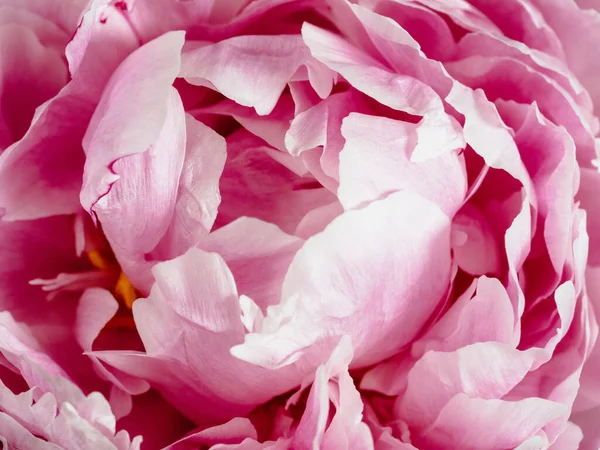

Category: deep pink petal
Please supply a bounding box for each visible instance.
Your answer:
[0,1,138,220]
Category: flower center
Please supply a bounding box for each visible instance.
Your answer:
[86,249,137,309]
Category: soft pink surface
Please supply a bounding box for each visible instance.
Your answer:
[0,0,599,448]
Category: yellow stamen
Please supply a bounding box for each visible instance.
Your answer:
[87,249,112,271]
[114,271,138,309]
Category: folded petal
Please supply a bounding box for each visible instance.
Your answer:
[413,276,516,356]
[180,35,333,116]
[94,249,305,425]
[232,190,452,369]
[337,112,466,216]
[166,417,258,450]
[154,114,226,258]
[398,342,538,430]
[81,30,184,213]
[293,336,374,450]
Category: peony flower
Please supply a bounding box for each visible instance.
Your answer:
[1,0,600,448]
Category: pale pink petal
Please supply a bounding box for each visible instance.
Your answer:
[414,276,516,356]
[465,0,565,58]
[301,22,439,117]
[180,35,333,116]
[0,315,140,449]
[199,217,303,311]
[549,422,584,449]
[1,0,87,36]
[291,336,374,449]
[94,249,305,425]
[577,267,600,409]
[446,82,536,205]
[456,33,594,129]
[294,201,343,240]
[81,30,184,212]
[398,342,538,430]
[417,395,567,450]
[0,412,62,450]
[452,204,502,276]
[347,3,452,96]
[362,0,456,61]
[500,102,578,275]
[572,405,600,450]
[337,113,466,216]
[360,353,415,397]
[379,0,502,36]
[232,190,452,369]
[285,90,367,181]
[153,114,226,258]
[301,22,462,161]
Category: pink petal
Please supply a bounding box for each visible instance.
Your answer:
[572,405,600,450]
[195,95,294,152]
[198,217,303,311]
[232,190,452,369]
[445,55,596,166]
[548,422,583,449]
[153,114,226,258]
[294,201,343,240]
[215,131,336,235]
[501,102,578,275]
[0,23,67,148]
[527,0,600,118]
[180,35,333,116]
[0,413,62,450]
[465,0,565,58]
[414,276,516,356]
[301,22,462,156]
[452,204,502,276]
[166,417,257,449]
[0,1,137,220]
[398,342,539,430]
[95,249,305,425]
[418,395,567,450]
[577,168,600,266]
[337,112,466,216]
[456,33,594,128]
[81,30,184,213]
[285,90,367,181]
[75,289,150,396]
[446,82,536,205]
[293,336,373,450]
